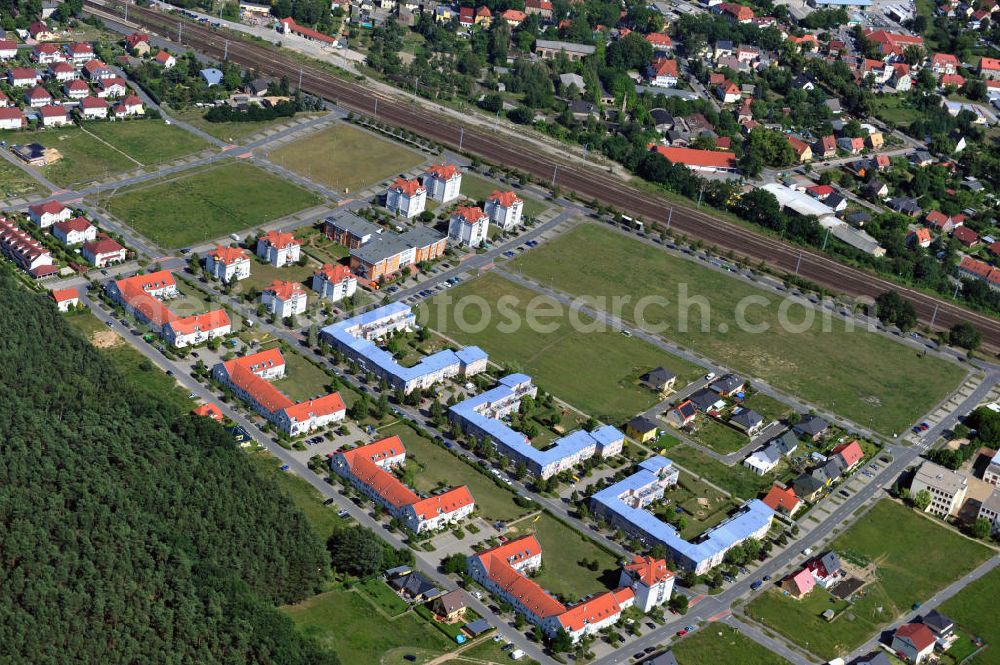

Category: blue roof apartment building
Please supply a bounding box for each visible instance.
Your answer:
[591,456,774,574]
[449,374,626,479]
[321,302,488,394]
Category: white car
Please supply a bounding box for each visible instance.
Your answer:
[705,372,716,381]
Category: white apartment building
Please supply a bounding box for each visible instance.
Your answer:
[256,230,302,267]
[386,178,427,218]
[911,460,968,517]
[423,163,462,202]
[206,245,251,282]
[448,206,489,248]
[485,190,524,231]
[261,280,308,318]
[311,263,357,302]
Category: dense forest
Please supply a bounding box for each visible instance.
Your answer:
[0,270,338,664]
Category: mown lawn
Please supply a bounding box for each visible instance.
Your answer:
[673,624,788,665]
[0,159,47,199]
[266,123,426,193]
[283,589,454,665]
[169,107,321,144]
[747,500,992,660]
[461,174,548,218]
[421,272,701,423]
[507,514,618,603]
[940,567,1000,665]
[378,420,527,522]
[688,418,751,455]
[272,347,336,402]
[107,161,321,248]
[85,119,209,165]
[13,126,137,187]
[509,224,966,435]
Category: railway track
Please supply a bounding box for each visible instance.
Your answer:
[86,0,1000,351]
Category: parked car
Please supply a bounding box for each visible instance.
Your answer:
[751,581,763,590]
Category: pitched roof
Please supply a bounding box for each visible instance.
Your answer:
[210,245,248,264]
[981,56,1000,71]
[831,440,864,467]
[452,206,486,224]
[222,350,294,414]
[762,484,801,512]
[192,402,224,421]
[474,536,567,619]
[54,216,93,234]
[896,623,936,651]
[30,201,68,216]
[649,145,737,169]
[284,392,346,423]
[557,588,634,631]
[410,485,474,519]
[51,287,79,302]
[425,163,460,180]
[167,309,230,335]
[787,568,816,595]
[487,190,522,207]
[315,263,353,283]
[84,237,124,255]
[954,225,979,245]
[623,555,672,586]
[259,230,299,249]
[264,280,305,301]
[390,177,424,197]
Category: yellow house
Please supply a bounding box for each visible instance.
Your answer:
[867,132,884,149]
[626,416,658,443]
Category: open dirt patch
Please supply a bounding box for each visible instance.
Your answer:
[91,330,122,349]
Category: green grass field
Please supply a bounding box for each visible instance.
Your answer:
[508,514,618,602]
[378,421,527,522]
[659,472,740,539]
[84,120,209,165]
[688,418,751,455]
[871,96,922,128]
[233,256,318,297]
[272,348,335,402]
[248,449,349,542]
[940,567,1000,665]
[107,161,321,248]
[666,444,776,499]
[66,311,194,415]
[509,224,966,435]
[673,624,788,665]
[0,159,47,199]
[747,500,992,660]
[283,589,454,665]
[421,273,701,423]
[461,174,548,218]
[266,123,426,193]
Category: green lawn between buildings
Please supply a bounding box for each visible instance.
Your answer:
[283,589,455,665]
[673,624,788,665]
[509,224,966,436]
[271,347,337,403]
[421,272,702,423]
[654,443,775,500]
[460,174,548,219]
[506,513,619,603]
[939,566,1000,665]
[265,123,426,193]
[377,420,529,523]
[746,500,992,660]
[107,160,322,248]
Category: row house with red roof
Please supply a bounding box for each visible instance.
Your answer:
[206,245,251,282]
[31,43,65,65]
[863,29,924,60]
[957,256,1000,291]
[980,56,1000,80]
[331,436,476,533]
[164,310,233,348]
[261,280,307,318]
[213,348,346,435]
[424,163,462,203]
[466,536,672,642]
[485,190,524,231]
[256,230,301,267]
[386,177,427,218]
[0,217,54,276]
[311,263,357,302]
[0,39,16,60]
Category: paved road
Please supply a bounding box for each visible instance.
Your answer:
[78,286,552,663]
[721,614,813,665]
[844,554,1000,662]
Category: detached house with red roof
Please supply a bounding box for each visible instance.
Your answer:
[256,230,301,267]
[312,263,357,302]
[980,56,1000,80]
[154,50,176,68]
[932,53,960,76]
[863,29,924,59]
[25,86,52,108]
[957,256,1000,291]
[386,177,427,218]
[96,76,128,98]
[907,227,932,249]
[48,61,77,82]
[0,40,16,60]
[82,237,127,267]
[647,57,679,88]
[28,201,71,228]
[892,623,937,664]
[8,67,42,87]
[165,310,232,348]
[645,33,672,51]
[113,95,144,118]
[831,440,864,471]
[448,206,489,248]
[53,216,97,245]
[213,347,347,435]
[716,79,741,103]
[524,0,553,19]
[65,42,95,66]
[953,225,979,247]
[424,163,462,203]
[261,280,307,318]
[206,245,251,282]
[719,2,754,22]
[837,136,865,154]
[485,190,524,231]
[32,43,65,65]
[781,568,816,598]
[788,136,813,162]
[332,435,476,533]
[64,78,90,99]
[0,107,26,130]
[192,403,224,422]
[82,59,115,81]
[51,287,79,312]
[78,96,109,119]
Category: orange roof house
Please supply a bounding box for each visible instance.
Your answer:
[831,440,864,470]
[192,403,224,421]
[782,568,816,598]
[762,484,801,515]
[649,145,737,172]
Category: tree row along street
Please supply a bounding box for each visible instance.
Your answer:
[84,0,1000,353]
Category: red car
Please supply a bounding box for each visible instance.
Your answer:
[676,629,688,637]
